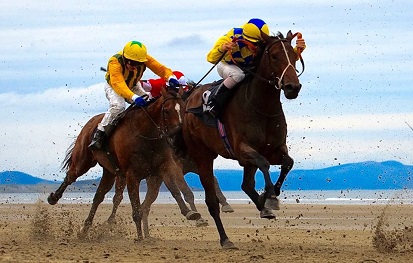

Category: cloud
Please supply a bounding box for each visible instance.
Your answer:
[0,0,412,180]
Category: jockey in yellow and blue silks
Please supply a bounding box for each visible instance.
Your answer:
[205,18,306,117]
[89,41,180,150]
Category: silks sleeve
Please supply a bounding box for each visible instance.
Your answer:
[107,59,135,100]
[145,55,174,81]
[206,35,232,64]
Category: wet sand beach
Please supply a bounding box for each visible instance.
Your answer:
[1,202,413,262]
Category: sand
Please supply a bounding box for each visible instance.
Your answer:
[1,200,413,263]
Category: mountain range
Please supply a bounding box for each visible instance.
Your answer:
[1,161,412,193]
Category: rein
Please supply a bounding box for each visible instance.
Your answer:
[139,94,182,140]
[231,34,305,89]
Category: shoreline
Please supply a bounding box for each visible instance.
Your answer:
[1,202,413,262]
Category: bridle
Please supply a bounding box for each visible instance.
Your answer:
[139,92,183,140]
[230,36,305,90]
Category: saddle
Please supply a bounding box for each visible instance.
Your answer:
[186,80,224,127]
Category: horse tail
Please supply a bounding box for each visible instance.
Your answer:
[60,140,76,172]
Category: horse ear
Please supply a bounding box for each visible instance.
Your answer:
[260,30,271,43]
[287,30,293,42]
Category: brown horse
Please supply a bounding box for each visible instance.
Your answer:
[103,156,234,228]
[176,31,304,248]
[48,87,204,240]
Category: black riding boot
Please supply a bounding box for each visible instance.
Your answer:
[88,129,105,150]
[207,84,233,118]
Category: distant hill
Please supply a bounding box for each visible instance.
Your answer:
[1,161,412,193]
[0,171,55,185]
[185,161,413,191]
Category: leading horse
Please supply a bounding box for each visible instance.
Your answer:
[48,87,202,240]
[176,31,304,249]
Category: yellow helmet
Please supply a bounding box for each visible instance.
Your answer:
[123,41,148,62]
[242,18,270,42]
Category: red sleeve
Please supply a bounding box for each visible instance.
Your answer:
[148,78,167,97]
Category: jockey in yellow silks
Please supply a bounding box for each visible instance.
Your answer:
[204,18,306,117]
[89,41,180,150]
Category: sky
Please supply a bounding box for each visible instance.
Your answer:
[0,0,412,181]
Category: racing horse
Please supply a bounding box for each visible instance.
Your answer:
[105,159,234,228]
[175,31,304,248]
[48,87,205,240]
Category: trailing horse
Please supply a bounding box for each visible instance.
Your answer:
[175,31,304,248]
[48,87,206,240]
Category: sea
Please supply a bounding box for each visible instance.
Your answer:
[1,189,413,205]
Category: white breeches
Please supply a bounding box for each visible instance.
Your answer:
[98,83,126,131]
[217,61,245,89]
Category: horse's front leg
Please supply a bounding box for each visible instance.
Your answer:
[237,145,276,219]
[127,174,143,241]
[140,176,163,239]
[274,154,294,196]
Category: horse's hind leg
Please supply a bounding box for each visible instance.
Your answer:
[176,174,208,226]
[214,177,234,213]
[107,175,126,224]
[47,176,72,205]
[48,140,96,205]
[164,172,201,221]
[78,168,116,238]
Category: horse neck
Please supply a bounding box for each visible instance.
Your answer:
[127,100,163,134]
[237,77,282,116]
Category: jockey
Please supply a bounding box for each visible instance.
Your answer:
[205,18,306,117]
[89,41,180,150]
[140,70,188,99]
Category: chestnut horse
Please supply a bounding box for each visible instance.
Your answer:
[82,154,234,233]
[105,161,234,228]
[48,87,203,240]
[176,31,304,248]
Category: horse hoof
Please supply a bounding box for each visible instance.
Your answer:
[195,218,209,227]
[265,197,280,210]
[186,211,201,220]
[47,193,58,205]
[260,208,276,219]
[221,239,238,250]
[77,230,87,239]
[221,204,234,213]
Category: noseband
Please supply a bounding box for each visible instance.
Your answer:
[234,37,305,90]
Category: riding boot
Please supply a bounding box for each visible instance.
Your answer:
[207,84,232,118]
[88,129,105,150]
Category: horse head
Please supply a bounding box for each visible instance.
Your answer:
[260,30,302,99]
[158,86,185,137]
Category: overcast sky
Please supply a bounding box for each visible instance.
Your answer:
[0,0,412,181]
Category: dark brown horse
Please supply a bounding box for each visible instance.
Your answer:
[176,31,304,249]
[48,87,205,240]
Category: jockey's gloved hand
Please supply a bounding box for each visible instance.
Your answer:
[132,94,148,107]
[168,77,180,88]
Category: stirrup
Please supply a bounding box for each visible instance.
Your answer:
[88,139,103,150]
